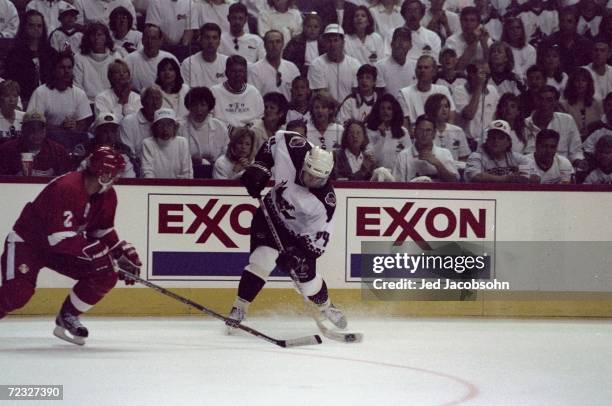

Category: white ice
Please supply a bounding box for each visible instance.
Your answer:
[1,316,611,406]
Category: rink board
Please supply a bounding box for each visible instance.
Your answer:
[1,178,611,317]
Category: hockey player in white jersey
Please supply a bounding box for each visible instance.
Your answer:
[226,129,347,330]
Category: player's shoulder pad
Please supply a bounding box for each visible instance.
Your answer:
[310,183,336,223]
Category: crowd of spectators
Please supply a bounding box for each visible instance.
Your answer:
[1,0,612,184]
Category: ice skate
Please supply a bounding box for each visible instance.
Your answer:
[225,298,249,335]
[53,311,89,346]
[318,301,347,330]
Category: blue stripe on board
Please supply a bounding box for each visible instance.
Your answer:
[152,252,286,277]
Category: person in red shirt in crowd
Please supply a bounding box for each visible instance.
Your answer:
[0,146,142,345]
[0,111,71,176]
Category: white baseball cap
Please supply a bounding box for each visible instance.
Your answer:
[323,24,344,37]
[58,2,79,18]
[486,120,512,138]
[153,108,177,124]
[94,112,120,129]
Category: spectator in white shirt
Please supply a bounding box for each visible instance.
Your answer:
[337,64,378,124]
[145,0,193,47]
[27,53,92,133]
[141,108,193,179]
[306,91,344,150]
[529,129,574,184]
[119,85,163,162]
[282,12,324,76]
[286,75,312,122]
[213,126,255,179]
[125,24,179,93]
[180,23,228,89]
[94,59,141,120]
[369,0,404,45]
[560,67,602,139]
[49,2,83,54]
[524,85,587,168]
[375,27,416,98]
[445,7,493,72]
[424,93,471,162]
[155,58,190,119]
[584,38,612,102]
[251,92,289,154]
[74,22,123,103]
[398,54,456,130]
[26,0,65,34]
[584,134,612,184]
[74,0,136,28]
[501,17,536,80]
[393,114,459,182]
[211,55,264,127]
[538,45,568,95]
[399,0,441,62]
[487,41,524,97]
[307,23,362,103]
[495,92,527,153]
[109,6,142,56]
[365,92,412,170]
[454,61,499,146]
[258,0,303,41]
[343,5,385,65]
[0,80,23,142]
[422,0,460,43]
[0,0,18,38]
[219,2,265,63]
[434,48,467,98]
[465,119,538,183]
[180,86,229,178]
[249,30,301,102]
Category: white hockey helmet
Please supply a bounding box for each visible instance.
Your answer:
[301,146,334,187]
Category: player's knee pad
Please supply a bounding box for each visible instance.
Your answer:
[299,271,323,297]
[0,278,35,312]
[245,246,278,280]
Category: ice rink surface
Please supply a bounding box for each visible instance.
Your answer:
[1,316,611,406]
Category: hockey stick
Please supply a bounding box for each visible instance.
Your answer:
[257,197,363,344]
[114,267,322,348]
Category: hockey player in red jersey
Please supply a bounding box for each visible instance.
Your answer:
[226,130,347,330]
[0,146,142,345]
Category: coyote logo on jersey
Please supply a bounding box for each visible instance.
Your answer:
[275,182,296,220]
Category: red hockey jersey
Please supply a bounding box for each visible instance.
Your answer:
[12,171,120,257]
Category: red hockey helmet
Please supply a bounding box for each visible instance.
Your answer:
[87,146,125,191]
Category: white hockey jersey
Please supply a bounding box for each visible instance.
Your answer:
[256,131,336,259]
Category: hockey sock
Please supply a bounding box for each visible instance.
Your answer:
[60,295,83,316]
[237,270,266,303]
[308,281,329,306]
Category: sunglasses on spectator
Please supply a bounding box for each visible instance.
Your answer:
[233,37,239,51]
[276,71,282,87]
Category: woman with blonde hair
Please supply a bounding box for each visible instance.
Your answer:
[213,127,255,179]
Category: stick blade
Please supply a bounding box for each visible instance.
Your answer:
[281,334,323,348]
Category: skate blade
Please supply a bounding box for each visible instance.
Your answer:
[53,326,86,346]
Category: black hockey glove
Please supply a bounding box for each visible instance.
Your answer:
[276,246,305,274]
[241,163,271,198]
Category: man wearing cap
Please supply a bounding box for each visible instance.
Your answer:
[375,27,417,98]
[141,108,193,179]
[307,23,361,103]
[0,111,70,176]
[465,119,538,183]
[80,112,136,178]
[48,2,83,54]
